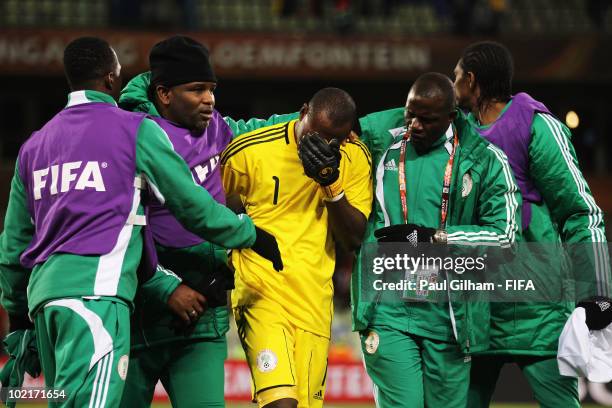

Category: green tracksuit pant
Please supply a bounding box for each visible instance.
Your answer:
[468,355,579,408]
[35,298,131,408]
[120,336,227,407]
[360,325,471,408]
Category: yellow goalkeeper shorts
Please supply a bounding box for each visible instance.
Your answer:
[234,301,329,407]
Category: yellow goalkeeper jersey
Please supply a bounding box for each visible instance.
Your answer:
[221,120,372,338]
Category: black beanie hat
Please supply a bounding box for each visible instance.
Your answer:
[149,36,216,87]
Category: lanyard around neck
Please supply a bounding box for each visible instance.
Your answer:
[398,127,459,229]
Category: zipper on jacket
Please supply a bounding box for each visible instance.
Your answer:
[139,301,151,347]
[209,241,222,337]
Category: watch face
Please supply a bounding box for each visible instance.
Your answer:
[434,230,447,243]
[319,167,333,177]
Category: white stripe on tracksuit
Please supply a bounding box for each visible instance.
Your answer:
[447,144,519,248]
[44,299,115,408]
[539,113,611,296]
[89,350,114,408]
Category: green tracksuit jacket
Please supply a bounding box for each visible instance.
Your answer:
[468,109,610,356]
[352,107,522,354]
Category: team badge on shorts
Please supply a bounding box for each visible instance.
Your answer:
[256,349,278,372]
[118,355,129,380]
[364,331,379,354]
[462,173,473,198]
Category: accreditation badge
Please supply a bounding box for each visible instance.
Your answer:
[401,267,439,302]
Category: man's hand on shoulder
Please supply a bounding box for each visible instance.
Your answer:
[252,226,284,272]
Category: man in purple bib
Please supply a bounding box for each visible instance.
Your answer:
[118,36,299,408]
[453,41,610,408]
[118,36,243,408]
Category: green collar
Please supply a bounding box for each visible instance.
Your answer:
[388,123,455,156]
[426,123,456,156]
[468,99,513,130]
[65,90,117,108]
[431,125,453,150]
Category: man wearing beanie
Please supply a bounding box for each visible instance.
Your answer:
[118,36,292,407]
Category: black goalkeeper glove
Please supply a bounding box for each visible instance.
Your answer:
[577,296,612,330]
[374,224,437,246]
[252,226,283,271]
[298,131,341,186]
[195,266,234,308]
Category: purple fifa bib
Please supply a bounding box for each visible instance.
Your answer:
[473,93,551,230]
[18,99,147,268]
[149,110,232,248]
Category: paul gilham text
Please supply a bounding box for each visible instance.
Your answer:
[373,279,497,291]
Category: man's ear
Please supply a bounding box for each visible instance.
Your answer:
[299,103,308,120]
[467,71,477,92]
[155,85,171,106]
[104,72,114,92]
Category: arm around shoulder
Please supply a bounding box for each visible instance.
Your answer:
[135,118,256,249]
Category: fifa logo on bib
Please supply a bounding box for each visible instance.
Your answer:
[32,161,106,200]
[193,155,220,184]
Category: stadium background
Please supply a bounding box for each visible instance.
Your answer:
[0,0,611,406]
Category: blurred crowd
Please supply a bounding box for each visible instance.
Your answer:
[273,0,508,35]
[104,0,610,34]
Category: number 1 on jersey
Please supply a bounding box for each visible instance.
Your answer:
[272,176,280,205]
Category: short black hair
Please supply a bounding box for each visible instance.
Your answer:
[411,72,456,112]
[63,37,116,89]
[309,87,357,128]
[460,41,513,102]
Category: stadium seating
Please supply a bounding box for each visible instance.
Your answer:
[1,0,611,34]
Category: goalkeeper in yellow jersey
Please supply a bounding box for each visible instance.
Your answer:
[221,88,373,408]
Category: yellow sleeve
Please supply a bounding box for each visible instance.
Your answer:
[221,149,251,198]
[341,140,373,219]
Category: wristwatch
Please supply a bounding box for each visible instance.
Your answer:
[433,229,448,244]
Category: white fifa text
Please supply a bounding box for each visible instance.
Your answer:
[33,161,106,200]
